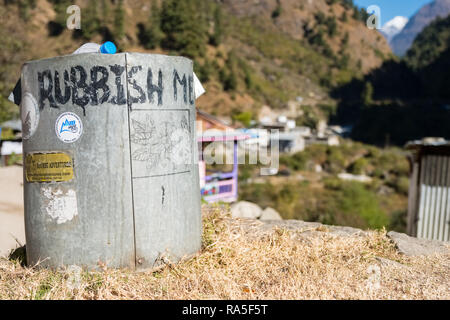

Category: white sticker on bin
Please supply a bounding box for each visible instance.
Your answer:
[55,112,83,143]
[193,72,205,99]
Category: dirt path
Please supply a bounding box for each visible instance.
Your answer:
[0,166,25,257]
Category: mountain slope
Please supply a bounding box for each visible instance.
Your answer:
[405,14,450,69]
[406,15,450,99]
[0,0,391,124]
[391,0,450,56]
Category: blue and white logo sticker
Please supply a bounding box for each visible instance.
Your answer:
[55,112,83,143]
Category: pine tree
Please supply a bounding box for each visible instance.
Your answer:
[145,0,164,49]
[161,0,208,58]
[100,0,110,25]
[221,52,238,91]
[82,1,100,39]
[362,82,374,107]
[114,0,126,41]
[209,5,223,46]
[49,0,71,28]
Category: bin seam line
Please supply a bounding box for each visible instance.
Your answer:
[125,53,138,269]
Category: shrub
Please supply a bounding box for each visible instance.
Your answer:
[337,182,388,229]
[349,158,369,175]
[389,210,407,233]
[232,111,252,127]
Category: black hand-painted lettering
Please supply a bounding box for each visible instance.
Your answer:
[173,70,187,104]
[188,75,194,105]
[147,68,163,106]
[54,70,71,105]
[38,70,58,110]
[90,66,110,105]
[127,66,146,107]
[70,65,90,115]
[109,64,127,105]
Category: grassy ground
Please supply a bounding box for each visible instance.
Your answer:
[0,205,448,300]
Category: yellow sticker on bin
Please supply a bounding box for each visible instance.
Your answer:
[25,153,74,182]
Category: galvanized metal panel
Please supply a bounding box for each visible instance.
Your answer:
[124,53,201,270]
[426,156,436,239]
[435,156,447,241]
[407,159,419,236]
[431,156,441,240]
[22,53,136,268]
[443,157,450,241]
[417,155,428,238]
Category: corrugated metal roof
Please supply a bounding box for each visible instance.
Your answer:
[405,137,450,149]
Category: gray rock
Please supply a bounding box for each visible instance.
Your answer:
[257,219,322,232]
[327,225,367,237]
[260,207,282,221]
[258,220,367,237]
[387,231,449,256]
[230,201,262,219]
[375,256,405,268]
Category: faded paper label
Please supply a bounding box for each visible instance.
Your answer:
[25,152,74,182]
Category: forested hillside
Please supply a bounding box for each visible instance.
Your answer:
[0,0,391,124]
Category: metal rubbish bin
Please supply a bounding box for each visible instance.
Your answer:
[20,52,201,270]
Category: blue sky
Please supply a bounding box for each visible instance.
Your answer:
[354,0,434,25]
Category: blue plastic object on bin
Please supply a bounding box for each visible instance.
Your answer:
[100,41,117,54]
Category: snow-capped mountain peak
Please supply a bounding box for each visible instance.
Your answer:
[381,16,409,43]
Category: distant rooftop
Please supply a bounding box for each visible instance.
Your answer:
[405,137,450,149]
[0,119,21,132]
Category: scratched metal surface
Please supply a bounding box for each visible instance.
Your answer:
[126,53,201,270]
[21,52,201,269]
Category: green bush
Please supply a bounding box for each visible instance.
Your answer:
[231,111,252,127]
[389,210,407,233]
[114,0,126,41]
[388,176,410,195]
[0,96,18,124]
[337,181,388,229]
[271,1,282,19]
[326,147,346,174]
[349,157,369,175]
[280,152,307,171]
[240,180,389,230]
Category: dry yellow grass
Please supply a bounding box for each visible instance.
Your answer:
[0,205,449,300]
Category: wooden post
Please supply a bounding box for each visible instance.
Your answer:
[407,154,420,236]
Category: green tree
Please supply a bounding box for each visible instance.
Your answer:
[161,0,208,58]
[272,0,282,19]
[141,0,164,49]
[81,1,100,39]
[0,94,19,124]
[361,81,373,107]
[195,59,213,82]
[48,0,71,29]
[232,111,252,127]
[18,0,37,21]
[100,0,110,25]
[114,0,126,41]
[220,52,238,91]
[210,5,223,46]
[325,16,338,37]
